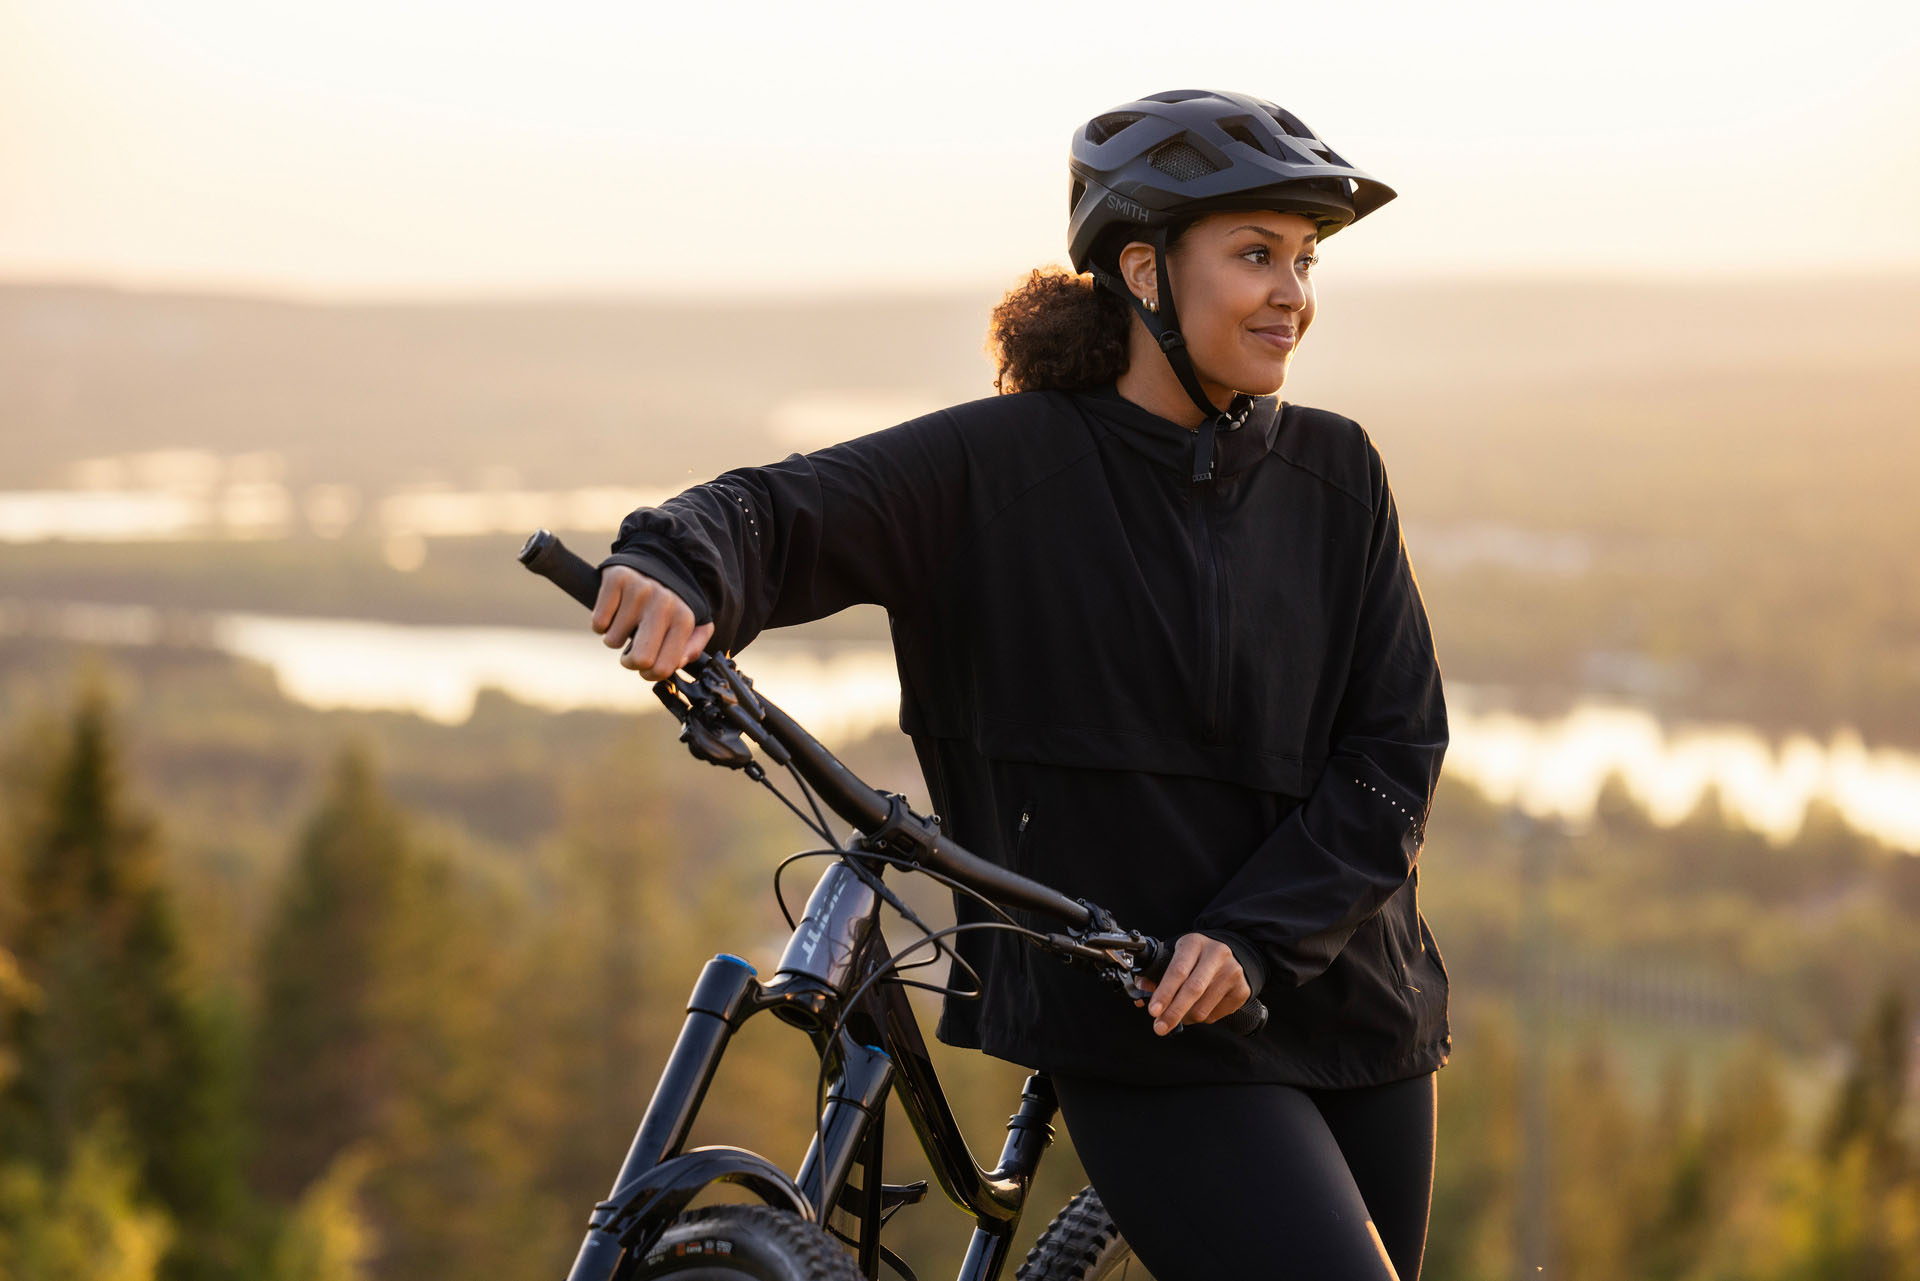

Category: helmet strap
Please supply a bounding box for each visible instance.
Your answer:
[1093,226,1250,483]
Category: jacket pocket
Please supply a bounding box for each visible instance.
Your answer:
[1380,885,1421,997]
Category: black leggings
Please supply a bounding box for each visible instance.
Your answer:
[1049,1071,1437,1281]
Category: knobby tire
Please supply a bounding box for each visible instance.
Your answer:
[1019,1185,1153,1281]
[634,1204,863,1280]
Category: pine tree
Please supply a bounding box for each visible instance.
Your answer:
[1823,983,1912,1180]
[252,747,414,1203]
[0,686,244,1281]
[252,744,554,1280]
[0,1117,175,1281]
[1807,982,1920,1280]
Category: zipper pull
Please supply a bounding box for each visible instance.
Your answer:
[1018,809,1030,832]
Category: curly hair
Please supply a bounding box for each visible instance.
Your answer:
[986,266,1132,394]
[988,216,1205,394]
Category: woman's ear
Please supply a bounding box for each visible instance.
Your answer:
[1116,240,1158,306]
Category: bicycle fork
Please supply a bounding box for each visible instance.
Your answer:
[567,857,888,1276]
[565,858,1064,1281]
[566,953,816,1280]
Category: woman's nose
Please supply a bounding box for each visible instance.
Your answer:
[1269,271,1308,309]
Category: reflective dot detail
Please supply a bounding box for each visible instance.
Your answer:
[718,484,759,541]
[1352,774,1415,820]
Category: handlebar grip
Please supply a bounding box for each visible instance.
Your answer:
[519,529,602,611]
[1142,937,1269,1037]
[1218,997,1269,1037]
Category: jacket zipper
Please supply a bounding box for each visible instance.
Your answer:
[1188,480,1226,741]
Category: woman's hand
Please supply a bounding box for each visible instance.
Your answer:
[591,565,715,681]
[1134,933,1251,1036]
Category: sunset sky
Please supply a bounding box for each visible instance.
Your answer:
[3,0,1916,298]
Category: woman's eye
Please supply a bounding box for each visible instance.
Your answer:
[1299,254,1321,273]
[1243,245,1271,264]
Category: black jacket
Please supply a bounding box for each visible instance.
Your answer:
[603,383,1451,1088]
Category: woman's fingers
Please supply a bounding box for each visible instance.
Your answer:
[1191,967,1253,1024]
[595,571,642,643]
[591,568,707,680]
[1147,936,1206,1035]
[619,602,672,676]
[686,621,716,667]
[1146,935,1251,1033]
[655,611,695,676]
[590,571,624,635]
[601,576,649,649]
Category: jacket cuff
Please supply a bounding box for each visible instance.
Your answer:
[597,549,714,628]
[1197,929,1270,998]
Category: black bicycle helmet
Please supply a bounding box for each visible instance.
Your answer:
[1067,89,1396,481]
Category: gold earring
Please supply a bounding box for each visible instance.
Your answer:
[1144,296,1159,313]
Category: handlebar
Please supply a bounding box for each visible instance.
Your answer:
[518,529,1268,1037]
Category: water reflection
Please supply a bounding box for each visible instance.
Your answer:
[208,611,902,743]
[7,600,1917,854]
[0,450,671,561]
[1447,695,1920,850]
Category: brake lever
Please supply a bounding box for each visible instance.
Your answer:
[692,660,791,767]
[651,667,756,769]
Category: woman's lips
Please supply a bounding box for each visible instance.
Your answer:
[1251,327,1296,351]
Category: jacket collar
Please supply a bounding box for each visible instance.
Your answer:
[1074,382,1284,480]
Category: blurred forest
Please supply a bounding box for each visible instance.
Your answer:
[3,276,1920,1278]
[0,643,1915,1280]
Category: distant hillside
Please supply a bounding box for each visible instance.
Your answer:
[6,276,1920,744]
[0,284,1003,491]
[6,276,1918,518]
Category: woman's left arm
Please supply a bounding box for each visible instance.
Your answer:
[1189,434,1448,993]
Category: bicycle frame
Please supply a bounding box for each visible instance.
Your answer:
[564,855,1060,1281]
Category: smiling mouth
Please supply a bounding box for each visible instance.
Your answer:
[1251,328,1297,350]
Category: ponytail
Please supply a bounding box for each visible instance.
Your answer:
[986,267,1132,394]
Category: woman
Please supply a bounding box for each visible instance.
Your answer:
[592,89,1448,1281]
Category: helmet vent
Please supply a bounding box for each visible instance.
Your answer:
[1148,140,1220,182]
[1265,106,1313,138]
[1087,112,1145,145]
[1220,120,1272,156]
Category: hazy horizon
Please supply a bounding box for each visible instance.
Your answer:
[6,0,1917,298]
[12,259,1920,308]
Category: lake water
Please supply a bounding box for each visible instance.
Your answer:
[7,600,1917,854]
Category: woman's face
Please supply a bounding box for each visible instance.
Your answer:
[1121,209,1320,402]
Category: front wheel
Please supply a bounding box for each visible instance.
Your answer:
[1019,1186,1154,1280]
[634,1204,862,1280]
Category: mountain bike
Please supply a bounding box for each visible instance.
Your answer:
[519,530,1268,1281]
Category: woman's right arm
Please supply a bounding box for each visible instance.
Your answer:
[593,407,975,673]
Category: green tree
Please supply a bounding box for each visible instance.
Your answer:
[0,1118,174,1281]
[253,748,415,1202]
[0,687,244,1281]
[252,745,553,1280]
[1422,1005,1519,1281]
[1823,984,1912,1178]
[1801,982,1920,1280]
[264,1148,375,1281]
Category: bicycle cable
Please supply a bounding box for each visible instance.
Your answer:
[807,917,1048,1233]
[749,761,840,848]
